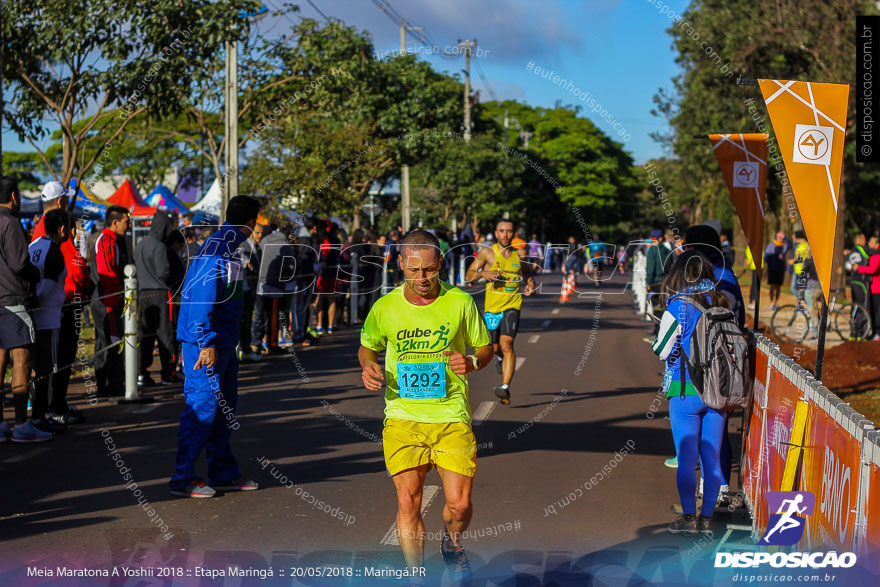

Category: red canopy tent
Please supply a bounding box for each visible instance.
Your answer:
[107,179,157,217]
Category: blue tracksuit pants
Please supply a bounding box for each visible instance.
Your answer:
[170,343,242,488]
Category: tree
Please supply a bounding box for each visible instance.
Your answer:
[652,0,880,239]
[410,134,529,231]
[241,21,463,219]
[1,0,261,191]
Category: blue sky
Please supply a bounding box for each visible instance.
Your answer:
[3,0,689,165]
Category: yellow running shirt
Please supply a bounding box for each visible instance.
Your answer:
[360,282,491,425]
[484,243,523,313]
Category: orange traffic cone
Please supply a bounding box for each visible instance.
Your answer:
[559,273,570,303]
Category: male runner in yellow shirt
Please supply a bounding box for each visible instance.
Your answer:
[359,229,493,580]
[465,220,536,405]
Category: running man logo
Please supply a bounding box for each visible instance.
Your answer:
[760,490,816,546]
[732,161,760,188]
[793,124,833,165]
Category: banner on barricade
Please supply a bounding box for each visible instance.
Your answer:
[707,133,768,273]
[757,79,849,301]
[742,342,770,516]
[861,451,880,573]
[801,402,861,552]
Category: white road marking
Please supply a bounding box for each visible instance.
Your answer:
[541,319,551,328]
[515,357,526,371]
[551,308,560,315]
[4,447,50,463]
[528,334,540,344]
[381,485,441,545]
[132,405,160,414]
[472,401,497,426]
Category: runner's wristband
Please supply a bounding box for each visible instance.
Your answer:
[467,355,480,371]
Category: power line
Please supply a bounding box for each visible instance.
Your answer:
[305,0,330,22]
[473,58,497,102]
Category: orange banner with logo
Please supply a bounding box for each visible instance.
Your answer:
[757,79,849,301]
[708,133,768,273]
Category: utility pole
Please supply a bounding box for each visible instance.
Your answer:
[459,39,476,141]
[399,22,421,233]
[222,38,238,224]
[504,110,509,147]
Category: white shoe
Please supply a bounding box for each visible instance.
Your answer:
[12,420,52,443]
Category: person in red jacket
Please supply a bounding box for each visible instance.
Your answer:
[88,205,130,397]
[32,181,91,423]
[857,235,880,340]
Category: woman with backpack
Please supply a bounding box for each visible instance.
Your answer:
[652,249,733,536]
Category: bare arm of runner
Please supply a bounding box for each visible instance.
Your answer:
[465,246,499,283]
[518,248,536,295]
[359,346,385,391]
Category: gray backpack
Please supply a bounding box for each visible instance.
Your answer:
[678,298,750,411]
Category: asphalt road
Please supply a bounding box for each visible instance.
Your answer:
[0,271,755,586]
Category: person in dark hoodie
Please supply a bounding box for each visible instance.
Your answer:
[252,225,295,354]
[0,176,45,443]
[135,211,185,386]
[169,195,262,498]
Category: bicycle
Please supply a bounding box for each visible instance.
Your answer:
[770,287,872,343]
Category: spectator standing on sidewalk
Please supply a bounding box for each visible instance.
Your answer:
[135,211,184,386]
[88,205,130,398]
[238,223,264,362]
[763,231,790,312]
[643,229,674,342]
[31,181,91,425]
[857,235,880,340]
[252,226,294,354]
[169,195,262,498]
[28,209,71,435]
[0,176,46,442]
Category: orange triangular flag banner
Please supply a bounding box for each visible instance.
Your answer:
[757,79,849,302]
[707,133,768,274]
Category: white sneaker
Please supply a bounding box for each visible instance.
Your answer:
[12,420,53,443]
[0,421,11,442]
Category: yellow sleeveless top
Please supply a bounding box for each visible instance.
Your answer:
[485,243,522,313]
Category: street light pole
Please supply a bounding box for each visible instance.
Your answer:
[459,39,476,141]
[399,22,421,233]
[222,38,238,223]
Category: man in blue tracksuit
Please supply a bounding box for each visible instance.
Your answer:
[170,196,262,498]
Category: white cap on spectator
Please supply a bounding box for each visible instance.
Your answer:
[41,181,69,202]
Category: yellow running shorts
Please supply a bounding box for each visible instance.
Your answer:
[383,418,477,477]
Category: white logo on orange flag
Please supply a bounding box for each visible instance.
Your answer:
[708,133,768,273]
[758,79,849,301]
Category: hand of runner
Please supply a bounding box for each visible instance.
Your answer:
[481,270,501,283]
[362,361,385,391]
[194,346,216,370]
[524,278,536,296]
[444,350,470,375]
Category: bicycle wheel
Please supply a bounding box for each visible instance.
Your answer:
[771,304,809,343]
[833,302,873,341]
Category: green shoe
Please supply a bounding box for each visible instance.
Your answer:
[664,456,678,469]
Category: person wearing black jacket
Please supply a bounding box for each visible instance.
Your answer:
[0,176,45,442]
[134,211,183,386]
[848,233,874,339]
[644,229,674,342]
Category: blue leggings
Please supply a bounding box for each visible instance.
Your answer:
[669,395,725,517]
